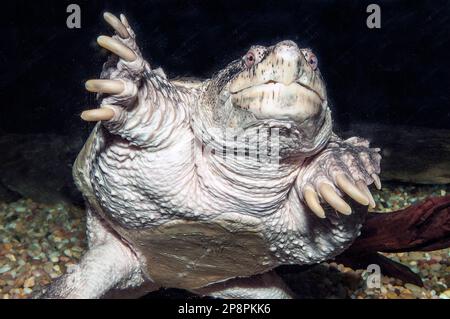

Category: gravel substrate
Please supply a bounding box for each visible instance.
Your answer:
[1,183,449,299]
[0,201,86,299]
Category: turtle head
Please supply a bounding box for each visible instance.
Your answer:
[229,40,327,124]
[196,40,332,158]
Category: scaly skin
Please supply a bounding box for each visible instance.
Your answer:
[38,12,381,299]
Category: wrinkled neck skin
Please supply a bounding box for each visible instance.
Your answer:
[192,83,365,264]
[92,70,332,221]
[189,81,364,265]
[191,79,333,217]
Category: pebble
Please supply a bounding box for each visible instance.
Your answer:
[409,252,424,260]
[23,277,35,288]
[404,284,423,297]
[387,292,399,299]
[23,288,32,294]
[50,255,59,263]
[0,266,12,274]
[430,264,441,271]
[15,206,26,213]
[439,290,450,299]
[5,254,16,262]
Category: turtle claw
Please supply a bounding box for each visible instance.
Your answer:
[356,180,376,209]
[318,183,352,215]
[303,187,326,219]
[82,77,137,122]
[372,173,382,190]
[97,35,136,62]
[335,174,369,206]
[81,107,115,122]
[103,12,130,39]
[85,79,125,94]
[120,14,131,29]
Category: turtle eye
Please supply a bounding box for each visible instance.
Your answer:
[302,49,318,71]
[244,51,256,68]
[308,54,318,70]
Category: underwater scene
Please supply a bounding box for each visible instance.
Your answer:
[1,0,449,300]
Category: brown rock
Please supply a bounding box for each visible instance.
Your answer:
[23,277,35,288]
[405,283,423,297]
[387,292,399,299]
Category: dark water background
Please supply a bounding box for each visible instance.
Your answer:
[1,0,449,137]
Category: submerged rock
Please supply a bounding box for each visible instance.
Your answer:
[0,134,85,204]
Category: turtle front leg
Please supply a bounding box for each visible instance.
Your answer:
[295,135,382,218]
[81,12,189,148]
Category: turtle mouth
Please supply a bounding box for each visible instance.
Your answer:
[229,80,324,122]
[230,80,324,102]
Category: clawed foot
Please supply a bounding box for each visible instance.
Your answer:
[297,136,382,218]
[81,12,148,122]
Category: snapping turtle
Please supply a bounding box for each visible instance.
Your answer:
[40,12,381,299]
